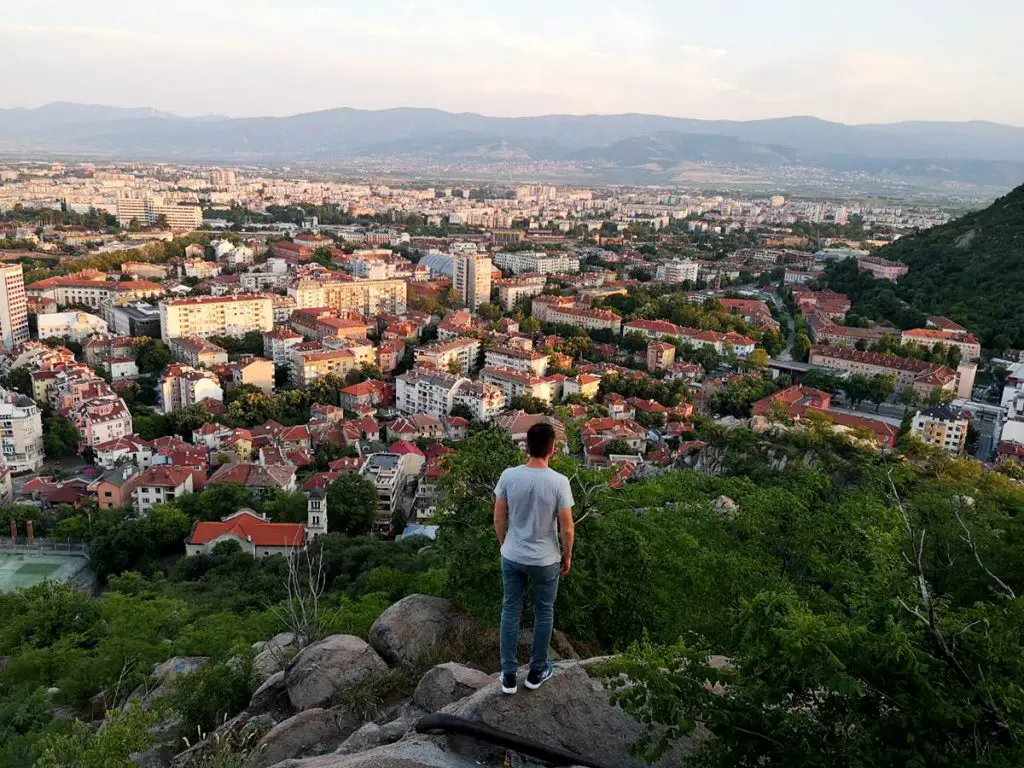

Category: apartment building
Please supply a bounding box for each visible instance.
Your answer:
[159,364,224,413]
[132,466,195,514]
[263,328,304,367]
[452,253,492,309]
[912,405,969,455]
[289,345,358,387]
[901,328,982,361]
[624,319,686,340]
[0,264,29,349]
[563,374,601,400]
[414,338,481,376]
[484,347,549,376]
[451,380,506,422]
[481,366,555,405]
[37,311,108,342]
[395,369,469,417]
[809,346,958,398]
[0,388,44,472]
[182,258,221,279]
[213,356,275,394]
[116,195,202,229]
[493,251,580,275]
[532,296,622,332]
[360,452,416,530]
[857,257,909,282]
[159,294,274,342]
[496,274,546,311]
[655,259,699,284]
[68,396,134,448]
[168,336,229,367]
[647,341,676,371]
[288,278,407,315]
[290,308,369,341]
[28,273,164,309]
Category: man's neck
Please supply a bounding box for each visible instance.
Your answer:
[525,457,549,469]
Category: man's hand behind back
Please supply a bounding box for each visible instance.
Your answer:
[560,554,572,577]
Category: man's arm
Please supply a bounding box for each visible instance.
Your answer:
[493,498,508,546]
[558,506,575,576]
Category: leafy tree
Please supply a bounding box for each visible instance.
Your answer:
[866,373,897,410]
[325,474,379,536]
[508,395,548,414]
[476,302,502,321]
[133,338,172,376]
[166,657,254,736]
[0,368,32,397]
[42,416,79,459]
[792,333,812,362]
[262,490,309,523]
[899,386,921,408]
[745,348,770,369]
[604,439,636,456]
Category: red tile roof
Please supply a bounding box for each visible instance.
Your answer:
[188,510,305,548]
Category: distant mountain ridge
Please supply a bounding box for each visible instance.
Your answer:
[2,102,1024,188]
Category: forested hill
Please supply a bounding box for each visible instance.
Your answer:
[876,181,1024,348]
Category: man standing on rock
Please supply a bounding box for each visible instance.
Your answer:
[493,422,575,695]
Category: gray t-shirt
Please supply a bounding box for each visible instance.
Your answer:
[495,465,574,567]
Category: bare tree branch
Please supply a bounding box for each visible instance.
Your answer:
[952,504,1015,599]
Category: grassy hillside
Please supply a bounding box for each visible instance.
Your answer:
[878,182,1024,347]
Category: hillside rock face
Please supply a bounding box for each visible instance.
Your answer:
[274,658,701,768]
[249,708,362,768]
[368,595,470,669]
[284,635,389,711]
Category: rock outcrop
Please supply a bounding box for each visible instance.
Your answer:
[284,635,389,711]
[441,659,702,768]
[249,707,361,768]
[275,658,702,768]
[271,737,482,768]
[250,670,293,720]
[412,663,492,713]
[253,632,298,682]
[368,595,469,669]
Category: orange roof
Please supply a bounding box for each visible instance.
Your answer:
[188,511,305,547]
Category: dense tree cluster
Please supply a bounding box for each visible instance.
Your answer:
[435,424,1024,765]
[823,183,1024,348]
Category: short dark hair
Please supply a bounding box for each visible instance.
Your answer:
[526,422,556,458]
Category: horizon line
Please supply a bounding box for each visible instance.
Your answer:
[2,101,1023,130]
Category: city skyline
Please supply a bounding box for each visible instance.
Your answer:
[2,0,1023,125]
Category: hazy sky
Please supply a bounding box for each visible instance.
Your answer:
[3,0,1023,124]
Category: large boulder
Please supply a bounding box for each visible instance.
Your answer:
[368,595,469,669]
[151,657,208,683]
[284,635,389,711]
[270,736,482,768]
[334,717,416,756]
[253,632,298,682]
[412,663,493,713]
[250,670,293,720]
[248,708,361,768]
[441,658,704,768]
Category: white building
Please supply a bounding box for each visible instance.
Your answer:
[0,388,44,472]
[484,348,549,376]
[395,369,468,417]
[493,251,580,275]
[912,406,969,455]
[453,253,492,309]
[361,452,417,530]
[37,311,109,343]
[117,196,202,229]
[414,338,481,376]
[655,259,699,284]
[0,264,29,349]
[160,364,224,413]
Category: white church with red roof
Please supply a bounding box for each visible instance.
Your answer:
[185,489,327,558]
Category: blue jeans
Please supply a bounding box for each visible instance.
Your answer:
[500,556,560,676]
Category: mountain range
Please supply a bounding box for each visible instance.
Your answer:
[2,102,1024,190]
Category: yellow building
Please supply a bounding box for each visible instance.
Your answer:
[160,294,274,342]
